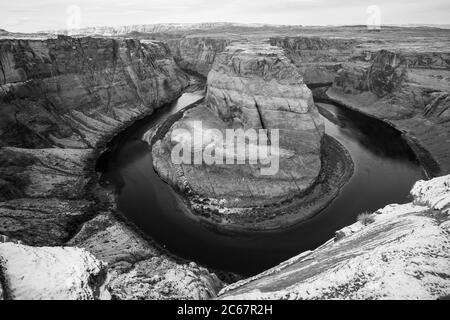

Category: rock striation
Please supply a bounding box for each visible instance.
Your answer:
[218,174,450,300]
[269,36,357,86]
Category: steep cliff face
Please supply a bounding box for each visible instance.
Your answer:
[0,36,188,148]
[166,36,231,77]
[0,36,223,299]
[150,42,350,229]
[219,174,450,300]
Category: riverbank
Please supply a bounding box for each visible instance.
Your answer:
[325,88,445,178]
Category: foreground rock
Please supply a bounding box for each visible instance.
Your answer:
[0,242,110,300]
[151,42,342,228]
[68,213,222,299]
[219,174,450,300]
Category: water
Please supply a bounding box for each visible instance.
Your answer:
[97,94,424,276]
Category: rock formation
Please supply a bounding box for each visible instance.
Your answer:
[218,174,450,300]
[151,42,335,228]
[0,36,222,299]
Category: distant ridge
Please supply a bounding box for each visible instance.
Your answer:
[42,22,286,36]
[40,22,450,36]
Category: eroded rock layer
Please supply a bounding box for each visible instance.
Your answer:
[0,242,110,300]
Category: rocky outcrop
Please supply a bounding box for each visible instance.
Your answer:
[167,37,231,77]
[150,42,353,229]
[218,174,450,300]
[0,242,110,300]
[67,213,222,300]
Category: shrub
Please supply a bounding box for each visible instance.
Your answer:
[357,211,375,226]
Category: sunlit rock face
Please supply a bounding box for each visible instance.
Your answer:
[152,42,324,211]
[218,174,450,300]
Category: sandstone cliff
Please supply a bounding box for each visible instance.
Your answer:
[219,174,450,300]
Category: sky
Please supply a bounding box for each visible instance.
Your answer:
[1,0,450,32]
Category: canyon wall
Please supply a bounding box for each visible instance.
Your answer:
[219,174,450,300]
[0,241,110,300]
[0,36,222,299]
[0,36,188,148]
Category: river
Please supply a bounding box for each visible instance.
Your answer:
[97,92,424,276]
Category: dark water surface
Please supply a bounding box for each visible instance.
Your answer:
[97,93,424,276]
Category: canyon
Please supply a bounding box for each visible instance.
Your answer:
[0,24,449,299]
